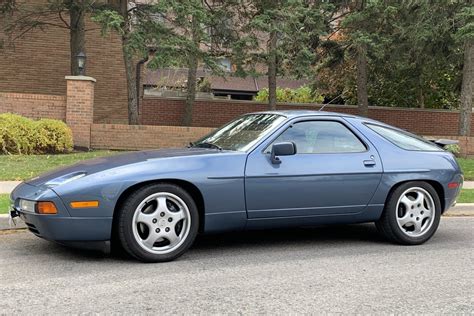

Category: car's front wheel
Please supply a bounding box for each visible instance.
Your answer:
[117,183,199,262]
[376,181,441,245]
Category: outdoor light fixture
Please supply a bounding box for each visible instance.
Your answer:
[76,52,86,75]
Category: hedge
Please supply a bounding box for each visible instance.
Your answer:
[0,113,73,154]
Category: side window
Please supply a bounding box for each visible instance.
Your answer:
[269,121,366,154]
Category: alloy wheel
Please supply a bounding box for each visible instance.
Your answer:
[132,192,191,254]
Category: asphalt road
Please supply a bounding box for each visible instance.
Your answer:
[1,218,473,314]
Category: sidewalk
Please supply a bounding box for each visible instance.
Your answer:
[462,181,474,189]
[0,181,21,194]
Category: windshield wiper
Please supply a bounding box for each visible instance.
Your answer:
[190,142,222,150]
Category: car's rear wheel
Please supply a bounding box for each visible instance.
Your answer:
[117,183,199,262]
[376,181,441,245]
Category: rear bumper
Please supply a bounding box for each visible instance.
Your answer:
[443,174,463,213]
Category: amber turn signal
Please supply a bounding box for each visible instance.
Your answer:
[70,201,99,209]
[37,201,58,214]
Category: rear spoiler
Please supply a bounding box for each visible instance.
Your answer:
[427,138,459,148]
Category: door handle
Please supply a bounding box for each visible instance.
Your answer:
[363,160,376,167]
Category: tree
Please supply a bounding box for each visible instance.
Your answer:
[2,0,92,76]
[339,0,386,116]
[148,0,231,126]
[320,0,467,113]
[236,0,327,110]
[459,38,473,136]
[0,0,15,48]
[93,0,147,125]
[457,6,474,136]
[94,1,231,126]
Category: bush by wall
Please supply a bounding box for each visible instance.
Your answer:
[0,113,73,154]
[255,86,324,104]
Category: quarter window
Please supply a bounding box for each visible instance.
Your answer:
[366,124,442,151]
[269,121,366,154]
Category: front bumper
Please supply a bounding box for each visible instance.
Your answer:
[11,182,113,252]
[17,210,112,242]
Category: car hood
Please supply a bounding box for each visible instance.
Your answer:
[25,148,222,187]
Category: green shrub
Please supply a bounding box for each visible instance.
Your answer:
[0,113,73,155]
[255,86,324,104]
[0,113,36,154]
[35,119,73,154]
[445,144,461,157]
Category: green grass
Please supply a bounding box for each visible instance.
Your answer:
[0,194,10,214]
[457,158,474,181]
[457,189,474,203]
[0,151,121,181]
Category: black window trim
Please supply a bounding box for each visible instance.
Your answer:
[262,118,369,155]
[364,122,442,152]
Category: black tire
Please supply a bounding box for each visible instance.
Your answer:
[375,181,441,245]
[116,183,199,262]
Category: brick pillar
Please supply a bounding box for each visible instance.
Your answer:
[65,76,96,149]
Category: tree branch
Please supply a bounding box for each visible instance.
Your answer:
[58,10,69,28]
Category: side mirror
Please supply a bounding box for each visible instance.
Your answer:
[271,142,296,164]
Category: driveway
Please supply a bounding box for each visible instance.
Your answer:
[0,218,473,314]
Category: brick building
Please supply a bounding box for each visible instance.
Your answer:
[0,0,129,124]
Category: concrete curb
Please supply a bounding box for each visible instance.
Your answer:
[0,214,26,230]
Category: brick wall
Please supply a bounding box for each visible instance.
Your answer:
[0,92,66,121]
[91,124,214,151]
[0,0,128,124]
[141,97,468,136]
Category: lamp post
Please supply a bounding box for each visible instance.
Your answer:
[76,52,86,76]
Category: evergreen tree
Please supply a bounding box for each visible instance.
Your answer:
[236,0,329,110]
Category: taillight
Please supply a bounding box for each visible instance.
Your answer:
[447,182,459,189]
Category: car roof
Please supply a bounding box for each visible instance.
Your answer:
[248,110,357,119]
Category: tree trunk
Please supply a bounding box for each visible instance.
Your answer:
[418,75,425,108]
[418,88,425,108]
[69,1,86,76]
[268,29,278,111]
[183,17,200,126]
[119,0,139,125]
[459,39,474,136]
[356,43,368,117]
[122,42,139,125]
[184,54,198,126]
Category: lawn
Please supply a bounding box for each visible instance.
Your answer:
[0,151,121,181]
[0,194,10,214]
[456,189,474,203]
[456,158,474,181]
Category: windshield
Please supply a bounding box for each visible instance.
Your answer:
[192,113,286,151]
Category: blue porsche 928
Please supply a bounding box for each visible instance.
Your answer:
[10,111,463,262]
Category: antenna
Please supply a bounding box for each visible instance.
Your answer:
[318,93,343,111]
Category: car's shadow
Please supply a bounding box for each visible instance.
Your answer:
[44,223,388,262]
[194,223,385,249]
